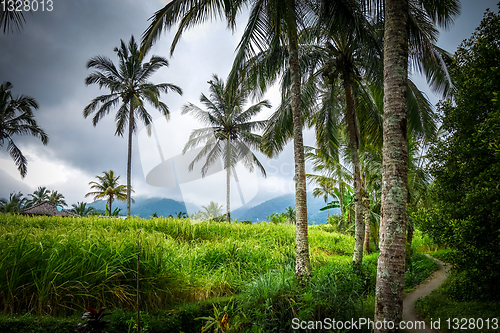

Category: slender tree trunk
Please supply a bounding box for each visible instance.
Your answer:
[362,176,371,254]
[226,139,231,223]
[127,103,134,218]
[337,165,345,230]
[363,194,371,254]
[108,198,112,217]
[374,1,409,331]
[343,76,364,270]
[288,25,311,278]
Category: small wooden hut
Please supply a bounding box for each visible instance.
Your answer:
[19,201,80,217]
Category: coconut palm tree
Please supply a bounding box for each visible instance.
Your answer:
[69,202,95,217]
[27,186,51,207]
[182,74,269,222]
[199,201,223,221]
[84,36,182,217]
[0,82,48,178]
[85,170,130,217]
[368,0,460,329]
[141,0,322,278]
[1,7,25,33]
[0,192,27,213]
[48,191,67,207]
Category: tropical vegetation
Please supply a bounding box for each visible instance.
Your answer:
[6,0,500,332]
[0,214,440,332]
[417,5,500,303]
[83,35,182,217]
[182,74,269,222]
[0,82,48,178]
[85,170,129,217]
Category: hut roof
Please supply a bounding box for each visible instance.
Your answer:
[19,201,80,217]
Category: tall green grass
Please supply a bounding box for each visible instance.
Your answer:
[0,214,354,315]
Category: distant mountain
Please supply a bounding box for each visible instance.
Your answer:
[88,197,199,218]
[232,192,340,224]
[87,193,339,223]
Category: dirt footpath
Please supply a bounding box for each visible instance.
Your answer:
[402,255,450,333]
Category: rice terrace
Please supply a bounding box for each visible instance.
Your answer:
[1,0,500,332]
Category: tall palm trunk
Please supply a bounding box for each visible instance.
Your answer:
[363,182,371,254]
[226,138,231,222]
[288,25,312,278]
[127,102,134,218]
[343,75,364,270]
[108,197,112,217]
[361,174,371,253]
[337,164,345,229]
[374,0,409,331]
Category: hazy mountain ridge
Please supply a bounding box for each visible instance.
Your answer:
[232,192,340,224]
[88,193,339,222]
[88,197,198,218]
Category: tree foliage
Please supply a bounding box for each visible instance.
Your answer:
[84,35,182,217]
[0,82,48,178]
[423,4,500,301]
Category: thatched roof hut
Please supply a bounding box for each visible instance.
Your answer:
[19,201,80,217]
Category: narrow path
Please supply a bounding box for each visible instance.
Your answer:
[402,255,450,333]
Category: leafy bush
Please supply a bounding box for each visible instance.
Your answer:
[426,6,500,301]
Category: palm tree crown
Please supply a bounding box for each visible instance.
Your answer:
[84,35,182,217]
[85,170,131,217]
[70,202,95,217]
[0,82,48,178]
[28,186,51,207]
[0,192,27,213]
[48,191,67,207]
[182,74,269,222]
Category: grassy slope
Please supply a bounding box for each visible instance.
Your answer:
[0,214,354,315]
[0,215,441,332]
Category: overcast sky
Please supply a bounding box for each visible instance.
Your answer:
[0,0,498,211]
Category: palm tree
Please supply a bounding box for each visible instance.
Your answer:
[48,191,67,207]
[28,186,51,207]
[85,170,130,217]
[284,206,296,224]
[1,7,25,33]
[0,192,27,213]
[141,0,319,277]
[69,202,95,217]
[0,82,48,178]
[199,201,223,220]
[84,36,182,217]
[369,0,460,330]
[182,74,269,222]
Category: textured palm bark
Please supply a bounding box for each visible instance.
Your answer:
[343,76,364,270]
[127,103,134,218]
[337,166,345,228]
[226,140,231,222]
[374,0,409,332]
[363,187,371,254]
[108,198,112,217]
[288,27,312,278]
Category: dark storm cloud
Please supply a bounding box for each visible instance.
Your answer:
[0,0,161,177]
[1,0,498,206]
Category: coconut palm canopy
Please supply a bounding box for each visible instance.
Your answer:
[0,0,492,211]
